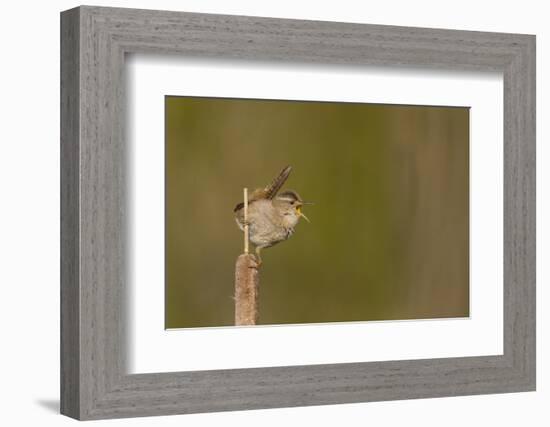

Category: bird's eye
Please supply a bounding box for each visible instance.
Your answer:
[290,201,295,205]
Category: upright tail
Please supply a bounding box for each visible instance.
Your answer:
[264,165,292,199]
[233,165,292,212]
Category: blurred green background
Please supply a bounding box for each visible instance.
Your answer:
[165,96,469,329]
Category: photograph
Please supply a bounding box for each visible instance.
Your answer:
[165,96,470,328]
[53,3,536,422]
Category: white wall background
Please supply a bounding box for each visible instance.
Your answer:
[0,0,546,425]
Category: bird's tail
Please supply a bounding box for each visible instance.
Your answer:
[264,165,292,199]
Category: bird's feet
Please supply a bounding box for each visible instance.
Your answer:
[249,254,262,269]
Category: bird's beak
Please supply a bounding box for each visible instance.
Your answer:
[296,205,310,222]
[299,211,310,223]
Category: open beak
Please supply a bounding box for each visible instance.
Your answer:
[297,207,310,223]
[297,204,311,223]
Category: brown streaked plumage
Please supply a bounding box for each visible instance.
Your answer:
[234,166,310,266]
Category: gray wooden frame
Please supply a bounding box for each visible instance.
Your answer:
[60,5,536,420]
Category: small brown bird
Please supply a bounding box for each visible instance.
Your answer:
[234,166,310,266]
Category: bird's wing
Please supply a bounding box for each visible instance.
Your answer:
[233,201,245,213]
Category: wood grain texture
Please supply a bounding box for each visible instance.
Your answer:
[60,5,536,420]
[60,7,80,419]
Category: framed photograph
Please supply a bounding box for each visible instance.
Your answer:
[60,5,535,420]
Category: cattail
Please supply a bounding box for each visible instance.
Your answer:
[234,254,259,325]
[235,187,259,325]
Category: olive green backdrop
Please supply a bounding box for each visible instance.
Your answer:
[165,96,469,329]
